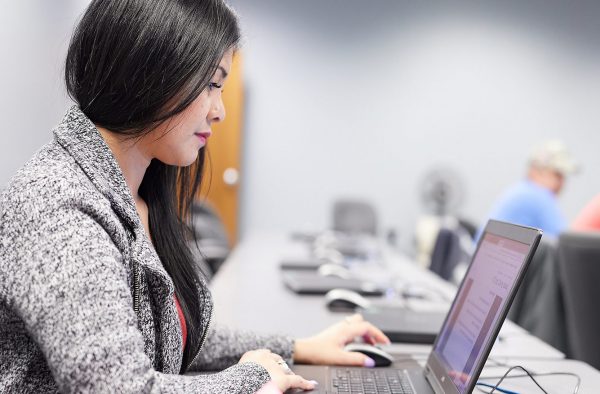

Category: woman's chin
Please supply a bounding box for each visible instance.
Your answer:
[161,151,200,168]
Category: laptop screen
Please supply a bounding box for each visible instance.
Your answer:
[431,231,532,393]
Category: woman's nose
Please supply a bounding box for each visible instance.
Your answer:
[210,96,226,123]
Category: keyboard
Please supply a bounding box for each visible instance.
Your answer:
[330,368,414,394]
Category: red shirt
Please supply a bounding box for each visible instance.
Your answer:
[572,194,600,231]
[173,295,187,350]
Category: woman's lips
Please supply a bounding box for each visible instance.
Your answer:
[194,131,211,144]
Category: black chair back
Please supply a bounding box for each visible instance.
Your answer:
[558,231,600,368]
[189,202,231,278]
[429,225,472,282]
[332,200,378,236]
[507,238,568,354]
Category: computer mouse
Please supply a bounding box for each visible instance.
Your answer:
[344,343,394,367]
[325,289,371,310]
[317,263,352,279]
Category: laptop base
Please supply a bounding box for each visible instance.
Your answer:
[288,361,434,394]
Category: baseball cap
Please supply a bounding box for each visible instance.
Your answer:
[529,139,579,176]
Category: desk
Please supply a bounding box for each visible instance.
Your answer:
[478,359,598,393]
[211,233,459,335]
[211,234,562,359]
[210,233,598,389]
[291,360,598,394]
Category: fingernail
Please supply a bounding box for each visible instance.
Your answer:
[363,357,376,368]
[306,380,318,389]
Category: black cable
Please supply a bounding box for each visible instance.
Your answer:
[491,366,548,393]
[478,365,581,394]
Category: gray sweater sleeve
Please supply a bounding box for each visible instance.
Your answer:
[188,325,295,371]
[0,199,271,393]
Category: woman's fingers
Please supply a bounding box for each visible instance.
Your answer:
[343,313,364,324]
[362,333,376,345]
[269,352,283,362]
[363,321,391,344]
[342,314,389,344]
[345,321,391,344]
[335,349,376,367]
[286,374,317,391]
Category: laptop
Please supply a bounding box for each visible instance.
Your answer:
[360,306,445,344]
[282,271,385,296]
[290,220,542,394]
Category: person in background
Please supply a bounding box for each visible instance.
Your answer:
[0,1,389,393]
[478,140,578,239]
[572,194,600,231]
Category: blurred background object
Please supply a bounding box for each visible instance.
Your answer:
[428,223,474,284]
[558,231,600,369]
[332,199,378,236]
[476,139,578,241]
[419,166,465,217]
[189,201,232,279]
[507,238,567,354]
[572,193,600,231]
[413,165,475,266]
[2,0,600,247]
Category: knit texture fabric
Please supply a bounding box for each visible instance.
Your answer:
[0,106,294,393]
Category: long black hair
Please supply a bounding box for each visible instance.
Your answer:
[65,0,240,371]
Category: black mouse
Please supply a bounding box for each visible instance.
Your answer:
[344,343,394,367]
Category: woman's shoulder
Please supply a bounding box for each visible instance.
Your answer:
[7,141,96,194]
[0,139,128,281]
[1,139,111,229]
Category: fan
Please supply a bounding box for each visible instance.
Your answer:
[419,166,465,216]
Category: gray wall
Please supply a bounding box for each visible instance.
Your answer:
[2,1,599,245]
[228,0,600,241]
[1,0,89,187]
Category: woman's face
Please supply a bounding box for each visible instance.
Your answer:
[144,49,233,167]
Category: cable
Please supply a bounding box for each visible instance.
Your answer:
[475,382,519,394]
[481,365,548,394]
[477,365,581,394]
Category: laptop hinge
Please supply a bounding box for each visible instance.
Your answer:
[424,366,446,394]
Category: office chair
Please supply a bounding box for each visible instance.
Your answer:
[507,238,568,354]
[189,201,231,279]
[332,199,378,236]
[428,224,473,283]
[457,218,478,239]
[558,231,600,368]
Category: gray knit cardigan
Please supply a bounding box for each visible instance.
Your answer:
[0,106,293,393]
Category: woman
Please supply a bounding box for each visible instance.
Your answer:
[0,0,389,392]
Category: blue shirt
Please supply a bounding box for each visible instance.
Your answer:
[478,180,566,239]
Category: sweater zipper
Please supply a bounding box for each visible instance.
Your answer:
[186,308,212,372]
[133,264,140,315]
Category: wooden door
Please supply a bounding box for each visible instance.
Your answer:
[198,54,243,245]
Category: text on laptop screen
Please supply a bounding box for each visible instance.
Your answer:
[432,232,530,393]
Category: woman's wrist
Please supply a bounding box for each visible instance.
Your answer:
[292,337,313,364]
[255,381,283,394]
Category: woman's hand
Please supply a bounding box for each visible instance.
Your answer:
[239,349,316,392]
[293,314,391,367]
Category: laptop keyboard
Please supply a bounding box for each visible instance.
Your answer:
[330,368,414,394]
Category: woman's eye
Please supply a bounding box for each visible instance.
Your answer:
[209,82,223,90]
